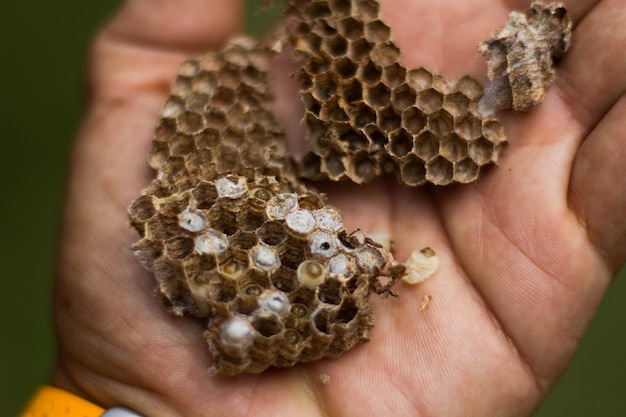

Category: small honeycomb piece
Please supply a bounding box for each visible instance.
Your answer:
[282,0,507,185]
[129,36,406,376]
[478,2,572,111]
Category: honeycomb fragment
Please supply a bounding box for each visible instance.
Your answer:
[478,2,572,111]
[282,0,507,185]
[129,36,405,376]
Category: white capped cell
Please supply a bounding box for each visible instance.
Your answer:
[286,209,316,234]
[216,175,248,199]
[313,208,344,232]
[220,315,254,348]
[328,253,356,280]
[308,230,338,258]
[356,246,384,272]
[266,193,299,220]
[194,228,229,255]
[251,244,280,271]
[178,208,207,232]
[258,290,291,314]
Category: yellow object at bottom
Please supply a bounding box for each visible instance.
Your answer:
[20,386,104,417]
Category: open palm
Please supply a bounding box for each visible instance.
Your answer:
[52,1,626,416]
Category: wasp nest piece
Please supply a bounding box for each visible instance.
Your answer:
[478,2,572,111]
[281,0,507,186]
[129,36,406,376]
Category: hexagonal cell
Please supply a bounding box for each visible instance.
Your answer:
[353,0,380,22]
[378,106,401,133]
[426,156,454,185]
[454,114,483,140]
[229,230,258,250]
[427,109,454,138]
[286,209,317,236]
[348,38,372,62]
[169,133,196,157]
[162,96,185,118]
[431,74,456,95]
[320,97,349,122]
[352,152,377,183]
[453,158,480,184]
[457,75,483,101]
[340,78,362,103]
[391,84,417,110]
[297,193,325,211]
[358,59,382,85]
[381,63,406,89]
[330,0,351,16]
[321,34,349,59]
[217,67,242,90]
[333,57,358,79]
[272,266,298,293]
[191,71,218,95]
[364,20,390,43]
[203,111,227,130]
[323,153,347,178]
[301,152,323,179]
[165,236,195,260]
[370,43,401,67]
[308,230,339,258]
[417,88,443,113]
[364,82,391,109]
[364,125,387,148]
[129,195,156,223]
[414,131,439,161]
[312,72,337,101]
[160,156,186,180]
[309,1,332,19]
[338,17,364,41]
[215,145,240,173]
[305,58,330,75]
[171,76,192,97]
[389,128,413,158]
[256,221,289,246]
[443,92,470,118]
[191,182,218,209]
[178,59,200,77]
[209,86,236,110]
[400,155,426,186]
[440,133,468,163]
[379,154,398,174]
[402,106,427,134]
[407,67,433,91]
[349,103,376,129]
[338,127,369,150]
[236,207,265,232]
[482,118,507,144]
[241,65,265,89]
[147,140,169,171]
[468,137,496,165]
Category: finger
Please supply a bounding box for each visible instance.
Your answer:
[88,0,243,100]
[105,0,243,53]
[555,0,626,133]
[569,94,626,272]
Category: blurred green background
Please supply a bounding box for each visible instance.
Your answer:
[0,1,624,416]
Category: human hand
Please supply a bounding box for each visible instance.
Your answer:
[51,1,626,416]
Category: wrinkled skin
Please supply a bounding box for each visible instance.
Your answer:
[52,1,626,416]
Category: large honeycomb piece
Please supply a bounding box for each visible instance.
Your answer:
[129,37,405,376]
[282,0,507,185]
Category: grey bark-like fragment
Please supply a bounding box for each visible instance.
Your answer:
[479,2,572,112]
